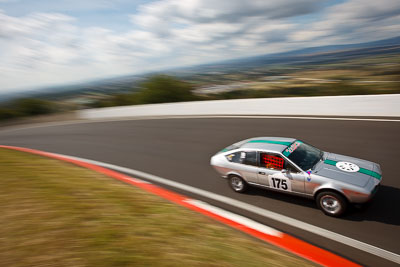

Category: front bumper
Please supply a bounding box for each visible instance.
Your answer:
[368,184,380,202]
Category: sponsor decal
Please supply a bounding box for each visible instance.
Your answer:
[283,141,303,157]
[306,170,312,181]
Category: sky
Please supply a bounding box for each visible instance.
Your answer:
[1,0,400,94]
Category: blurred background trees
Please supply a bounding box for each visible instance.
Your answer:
[91,75,199,108]
[13,98,56,116]
[137,75,198,104]
[0,75,200,122]
[0,98,57,121]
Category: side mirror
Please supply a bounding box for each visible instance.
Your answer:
[281,169,288,174]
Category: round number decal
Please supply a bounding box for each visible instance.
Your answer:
[335,161,360,172]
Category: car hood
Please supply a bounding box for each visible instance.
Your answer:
[313,153,381,187]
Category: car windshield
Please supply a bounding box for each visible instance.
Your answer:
[287,142,323,171]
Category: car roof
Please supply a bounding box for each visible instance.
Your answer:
[239,137,296,153]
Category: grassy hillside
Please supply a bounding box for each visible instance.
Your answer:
[0,149,315,267]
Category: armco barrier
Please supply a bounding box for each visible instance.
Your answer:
[79,94,400,119]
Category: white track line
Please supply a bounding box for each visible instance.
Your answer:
[198,115,400,122]
[58,153,400,265]
[1,114,399,134]
[184,199,282,237]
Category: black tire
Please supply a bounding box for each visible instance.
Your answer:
[316,191,347,217]
[228,175,248,193]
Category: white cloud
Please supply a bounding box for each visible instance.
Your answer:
[288,0,400,44]
[1,0,400,93]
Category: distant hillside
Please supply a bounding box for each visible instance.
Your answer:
[0,75,145,103]
[189,36,400,71]
[1,36,399,102]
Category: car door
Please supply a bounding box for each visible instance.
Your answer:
[238,151,259,183]
[257,152,305,194]
[281,160,305,193]
[226,151,258,183]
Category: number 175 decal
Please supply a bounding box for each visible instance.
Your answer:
[268,176,292,191]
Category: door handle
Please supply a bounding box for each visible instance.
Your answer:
[258,171,266,175]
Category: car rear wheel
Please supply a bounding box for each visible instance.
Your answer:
[316,191,347,217]
[228,175,247,193]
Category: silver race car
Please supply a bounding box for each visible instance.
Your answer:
[210,137,381,217]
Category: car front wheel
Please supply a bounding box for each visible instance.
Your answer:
[228,175,248,193]
[316,191,347,217]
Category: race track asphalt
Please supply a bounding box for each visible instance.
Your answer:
[1,117,399,266]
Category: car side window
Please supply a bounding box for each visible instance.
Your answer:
[260,152,284,170]
[226,151,258,166]
[242,151,257,166]
[284,161,300,173]
[226,152,241,163]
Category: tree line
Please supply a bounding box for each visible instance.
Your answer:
[0,75,200,122]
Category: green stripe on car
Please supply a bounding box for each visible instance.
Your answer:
[324,159,382,180]
[358,168,382,180]
[324,159,337,166]
[248,140,293,146]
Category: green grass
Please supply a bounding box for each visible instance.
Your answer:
[0,149,315,267]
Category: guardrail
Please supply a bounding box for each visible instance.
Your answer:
[79,94,400,119]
